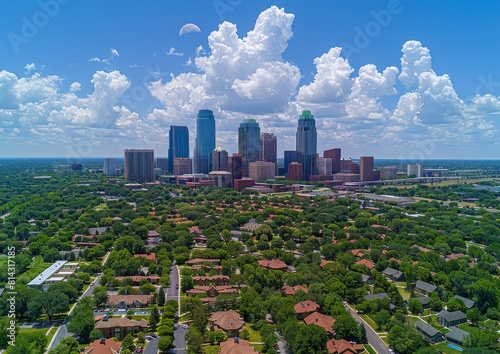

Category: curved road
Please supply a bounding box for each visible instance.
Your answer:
[347,304,390,354]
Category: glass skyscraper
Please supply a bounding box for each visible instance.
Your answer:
[194,109,216,174]
[238,118,260,163]
[296,110,317,181]
[168,126,189,174]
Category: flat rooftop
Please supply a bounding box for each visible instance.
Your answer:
[27,260,67,286]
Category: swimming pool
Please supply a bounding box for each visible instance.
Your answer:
[447,343,463,352]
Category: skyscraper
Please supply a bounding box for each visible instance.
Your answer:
[296,110,317,181]
[194,109,216,174]
[283,150,298,176]
[103,158,117,176]
[408,164,422,177]
[124,149,155,183]
[212,145,228,172]
[360,156,375,181]
[238,118,260,164]
[324,148,341,173]
[260,132,277,165]
[168,126,189,174]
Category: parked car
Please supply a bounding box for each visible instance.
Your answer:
[180,324,189,329]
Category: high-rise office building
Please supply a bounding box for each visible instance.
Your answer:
[379,166,397,179]
[211,145,228,172]
[360,156,375,181]
[173,158,193,175]
[260,132,277,165]
[124,149,155,183]
[316,157,333,175]
[287,162,303,181]
[249,161,276,181]
[228,153,247,180]
[238,118,260,164]
[155,158,169,173]
[103,158,117,176]
[168,126,189,174]
[194,109,216,174]
[324,148,341,173]
[296,110,317,181]
[408,164,422,177]
[283,150,298,175]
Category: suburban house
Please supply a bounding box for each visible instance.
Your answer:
[355,259,375,270]
[107,294,154,309]
[218,338,257,354]
[83,338,122,354]
[382,267,404,281]
[257,259,288,271]
[294,300,320,320]
[186,285,239,297]
[437,310,467,327]
[415,296,431,309]
[326,339,364,354]
[94,318,148,339]
[304,311,336,335]
[361,274,374,284]
[209,310,245,337]
[133,253,157,262]
[454,295,475,309]
[446,327,469,346]
[415,280,437,295]
[364,293,389,301]
[416,320,444,343]
[192,275,230,286]
[282,285,309,296]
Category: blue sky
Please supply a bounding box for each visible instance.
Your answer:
[1,0,500,159]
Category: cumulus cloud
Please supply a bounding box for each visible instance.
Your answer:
[166,47,184,57]
[24,63,36,73]
[399,40,433,87]
[150,6,300,118]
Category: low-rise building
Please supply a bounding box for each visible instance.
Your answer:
[437,310,467,327]
[294,300,320,320]
[107,294,154,309]
[95,318,148,339]
[83,338,122,354]
[257,259,288,271]
[446,327,469,346]
[209,310,245,337]
[416,320,444,343]
[415,280,437,295]
[218,338,257,354]
[304,311,335,335]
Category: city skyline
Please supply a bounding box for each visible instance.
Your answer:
[1,2,500,158]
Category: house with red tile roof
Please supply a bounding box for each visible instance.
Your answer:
[257,259,288,270]
[304,311,336,335]
[209,310,245,337]
[94,318,148,339]
[83,338,122,354]
[326,339,364,354]
[219,338,257,354]
[133,253,157,262]
[107,294,154,309]
[282,285,308,296]
[355,258,375,270]
[294,300,320,320]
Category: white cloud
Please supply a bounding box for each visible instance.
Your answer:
[24,63,36,73]
[166,47,184,57]
[110,48,119,57]
[399,40,433,87]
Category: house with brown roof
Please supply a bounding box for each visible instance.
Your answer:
[94,318,148,339]
[257,259,288,270]
[186,285,239,297]
[83,338,122,354]
[327,339,359,354]
[107,294,154,309]
[209,310,245,337]
[219,338,257,354]
[282,285,309,296]
[320,260,333,268]
[133,253,157,262]
[192,275,230,286]
[294,300,320,320]
[355,259,375,270]
[304,311,336,335]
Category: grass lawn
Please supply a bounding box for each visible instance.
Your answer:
[364,344,377,354]
[458,323,476,332]
[202,345,220,354]
[251,344,263,352]
[5,327,56,353]
[130,315,150,321]
[397,287,412,300]
[433,342,462,353]
[359,314,382,333]
[244,323,263,342]
[17,256,52,284]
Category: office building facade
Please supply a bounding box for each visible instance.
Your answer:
[168,126,189,174]
[173,158,193,175]
[408,164,422,177]
[296,110,317,181]
[249,161,276,181]
[324,148,341,173]
[124,149,155,183]
[287,162,303,181]
[194,109,216,174]
[238,118,260,164]
[260,132,277,165]
[283,150,298,176]
[212,145,228,172]
[316,157,333,176]
[103,158,117,176]
[360,156,375,181]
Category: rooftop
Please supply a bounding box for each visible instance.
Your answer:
[27,260,67,286]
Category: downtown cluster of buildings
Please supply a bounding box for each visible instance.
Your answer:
[103,109,423,189]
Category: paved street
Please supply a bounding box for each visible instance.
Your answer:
[168,264,186,354]
[144,337,159,354]
[347,305,390,354]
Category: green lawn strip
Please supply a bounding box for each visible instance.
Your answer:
[364,344,377,354]
[251,344,263,352]
[244,323,263,342]
[130,315,150,321]
[432,342,462,353]
[202,345,220,354]
[359,314,383,334]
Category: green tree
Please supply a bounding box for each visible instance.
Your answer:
[67,303,95,341]
[429,292,442,311]
[158,336,174,353]
[48,337,79,354]
[332,314,361,342]
[467,308,482,326]
[150,306,160,330]
[89,329,104,341]
[28,291,69,322]
[93,286,108,307]
[408,298,424,315]
[447,297,467,313]
[158,287,166,307]
[375,309,391,330]
[121,334,135,352]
